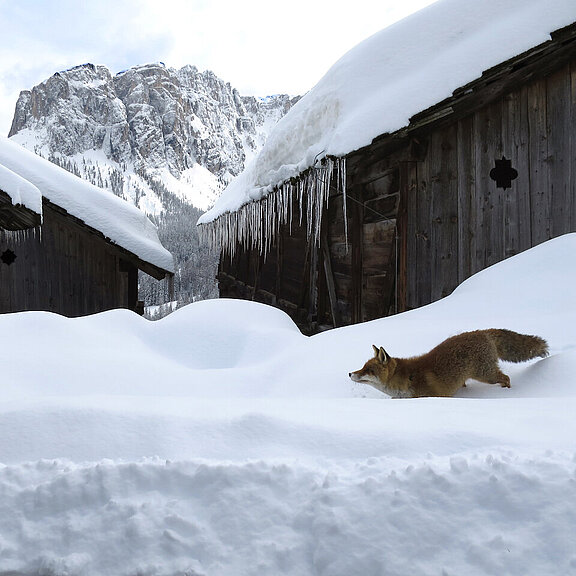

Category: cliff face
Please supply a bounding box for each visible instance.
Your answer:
[9,63,297,212]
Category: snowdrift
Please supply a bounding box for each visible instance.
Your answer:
[1,234,576,575]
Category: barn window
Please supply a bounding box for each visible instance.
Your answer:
[1,249,16,265]
[490,156,518,189]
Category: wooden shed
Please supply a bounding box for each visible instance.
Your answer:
[199,1,576,334]
[0,137,174,316]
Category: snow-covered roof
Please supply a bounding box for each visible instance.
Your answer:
[0,136,174,275]
[0,163,43,216]
[199,0,576,230]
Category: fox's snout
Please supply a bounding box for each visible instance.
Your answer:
[349,368,368,383]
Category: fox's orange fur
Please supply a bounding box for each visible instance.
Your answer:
[349,329,548,398]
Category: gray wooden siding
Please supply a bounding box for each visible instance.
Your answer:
[405,61,576,310]
[218,57,576,334]
[0,202,138,316]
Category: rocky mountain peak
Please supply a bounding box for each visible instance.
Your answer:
[9,62,298,212]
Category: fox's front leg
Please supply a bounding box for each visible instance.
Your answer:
[499,373,511,388]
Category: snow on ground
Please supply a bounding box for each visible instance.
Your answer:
[2,234,576,575]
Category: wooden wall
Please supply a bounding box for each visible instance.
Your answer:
[219,200,317,330]
[219,58,576,334]
[0,202,139,316]
[403,60,576,310]
[219,164,402,333]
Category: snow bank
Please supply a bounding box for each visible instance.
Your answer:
[1,234,576,575]
[200,0,576,224]
[1,453,574,576]
[0,136,174,273]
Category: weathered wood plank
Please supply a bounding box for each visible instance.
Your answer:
[547,65,572,238]
[527,77,551,245]
[504,84,532,257]
[397,161,417,312]
[456,114,475,284]
[476,100,505,270]
[410,152,432,309]
[501,91,521,259]
[350,185,363,324]
[429,125,459,301]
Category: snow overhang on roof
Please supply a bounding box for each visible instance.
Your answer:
[0,163,43,230]
[198,0,576,254]
[0,136,174,277]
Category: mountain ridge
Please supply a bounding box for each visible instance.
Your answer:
[8,62,298,312]
[9,62,298,212]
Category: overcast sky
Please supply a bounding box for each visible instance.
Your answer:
[0,0,438,135]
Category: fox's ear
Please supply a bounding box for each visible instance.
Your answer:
[377,347,389,364]
[372,345,388,364]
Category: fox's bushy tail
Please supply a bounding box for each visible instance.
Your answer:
[488,328,549,362]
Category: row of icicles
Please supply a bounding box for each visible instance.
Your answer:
[198,157,347,258]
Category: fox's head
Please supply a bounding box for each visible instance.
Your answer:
[349,345,395,393]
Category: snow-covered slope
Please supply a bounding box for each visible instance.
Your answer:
[201,0,576,223]
[9,63,297,213]
[1,234,575,574]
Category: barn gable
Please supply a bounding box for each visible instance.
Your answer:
[198,0,576,334]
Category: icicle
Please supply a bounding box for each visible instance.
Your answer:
[197,156,348,258]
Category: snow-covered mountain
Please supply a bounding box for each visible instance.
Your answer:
[9,62,297,213]
[8,62,298,311]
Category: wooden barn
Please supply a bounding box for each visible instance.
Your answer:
[0,136,174,316]
[199,0,576,334]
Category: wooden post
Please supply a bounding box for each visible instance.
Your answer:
[321,219,341,328]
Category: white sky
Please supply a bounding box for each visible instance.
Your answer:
[0,0,439,135]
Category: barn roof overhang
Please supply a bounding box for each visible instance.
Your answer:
[200,21,576,256]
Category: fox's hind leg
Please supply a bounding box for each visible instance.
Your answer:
[475,365,511,388]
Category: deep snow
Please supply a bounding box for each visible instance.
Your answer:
[1,234,576,575]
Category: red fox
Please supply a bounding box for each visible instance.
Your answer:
[349,329,549,398]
